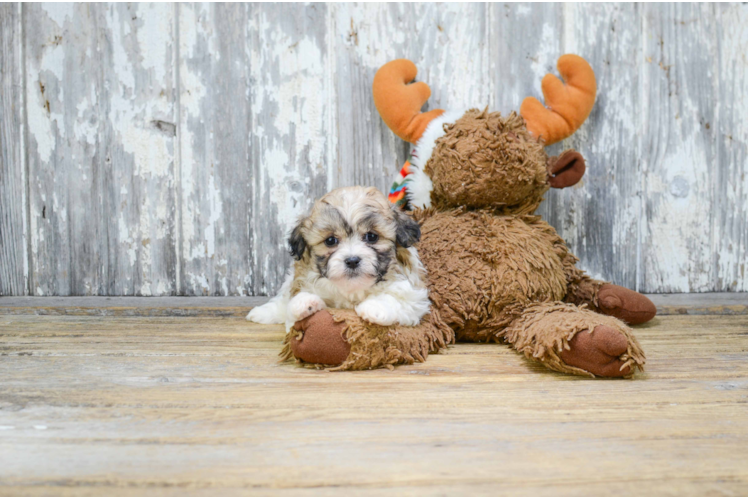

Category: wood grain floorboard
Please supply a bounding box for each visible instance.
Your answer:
[0,314,746,495]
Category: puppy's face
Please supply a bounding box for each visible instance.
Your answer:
[289,186,420,294]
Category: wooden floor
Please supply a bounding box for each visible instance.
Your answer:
[1,301,747,495]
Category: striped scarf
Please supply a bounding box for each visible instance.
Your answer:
[388,149,417,209]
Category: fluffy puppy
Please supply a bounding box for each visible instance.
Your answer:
[247,186,430,331]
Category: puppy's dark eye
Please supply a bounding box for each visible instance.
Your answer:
[324,236,338,247]
[364,232,379,243]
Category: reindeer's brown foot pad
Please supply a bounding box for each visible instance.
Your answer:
[290,310,350,366]
[598,284,656,325]
[505,302,645,377]
[560,325,632,377]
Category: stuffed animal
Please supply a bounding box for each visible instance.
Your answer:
[280,54,656,377]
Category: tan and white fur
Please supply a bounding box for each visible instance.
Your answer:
[247,186,430,331]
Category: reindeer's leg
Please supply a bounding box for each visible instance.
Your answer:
[562,253,656,325]
[504,302,646,377]
[281,309,454,371]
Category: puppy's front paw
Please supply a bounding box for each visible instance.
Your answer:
[288,292,327,322]
[355,299,397,326]
[246,302,284,324]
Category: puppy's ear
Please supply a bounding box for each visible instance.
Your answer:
[547,150,586,189]
[392,208,421,248]
[288,220,307,261]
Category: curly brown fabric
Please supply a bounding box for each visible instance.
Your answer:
[281,308,454,371]
[415,208,570,342]
[504,302,645,377]
[427,110,549,214]
[561,250,606,309]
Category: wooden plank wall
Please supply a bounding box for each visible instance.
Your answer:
[0,3,746,296]
[0,4,27,295]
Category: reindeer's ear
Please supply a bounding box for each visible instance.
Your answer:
[288,221,308,260]
[392,208,421,248]
[548,150,586,189]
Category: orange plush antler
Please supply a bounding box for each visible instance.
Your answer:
[520,54,597,145]
[373,59,445,144]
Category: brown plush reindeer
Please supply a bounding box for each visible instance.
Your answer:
[281,54,656,377]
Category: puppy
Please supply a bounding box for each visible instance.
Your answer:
[247,186,430,331]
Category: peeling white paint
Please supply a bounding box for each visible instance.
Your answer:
[119,213,136,266]
[529,23,561,101]
[136,3,171,85]
[203,169,222,259]
[73,96,97,147]
[646,136,713,291]
[26,45,66,164]
[109,8,135,91]
[43,3,74,30]
[187,272,210,294]
[178,4,209,266]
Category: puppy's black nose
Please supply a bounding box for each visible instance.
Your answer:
[344,256,361,269]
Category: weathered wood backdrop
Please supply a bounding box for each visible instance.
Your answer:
[1,3,746,296]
